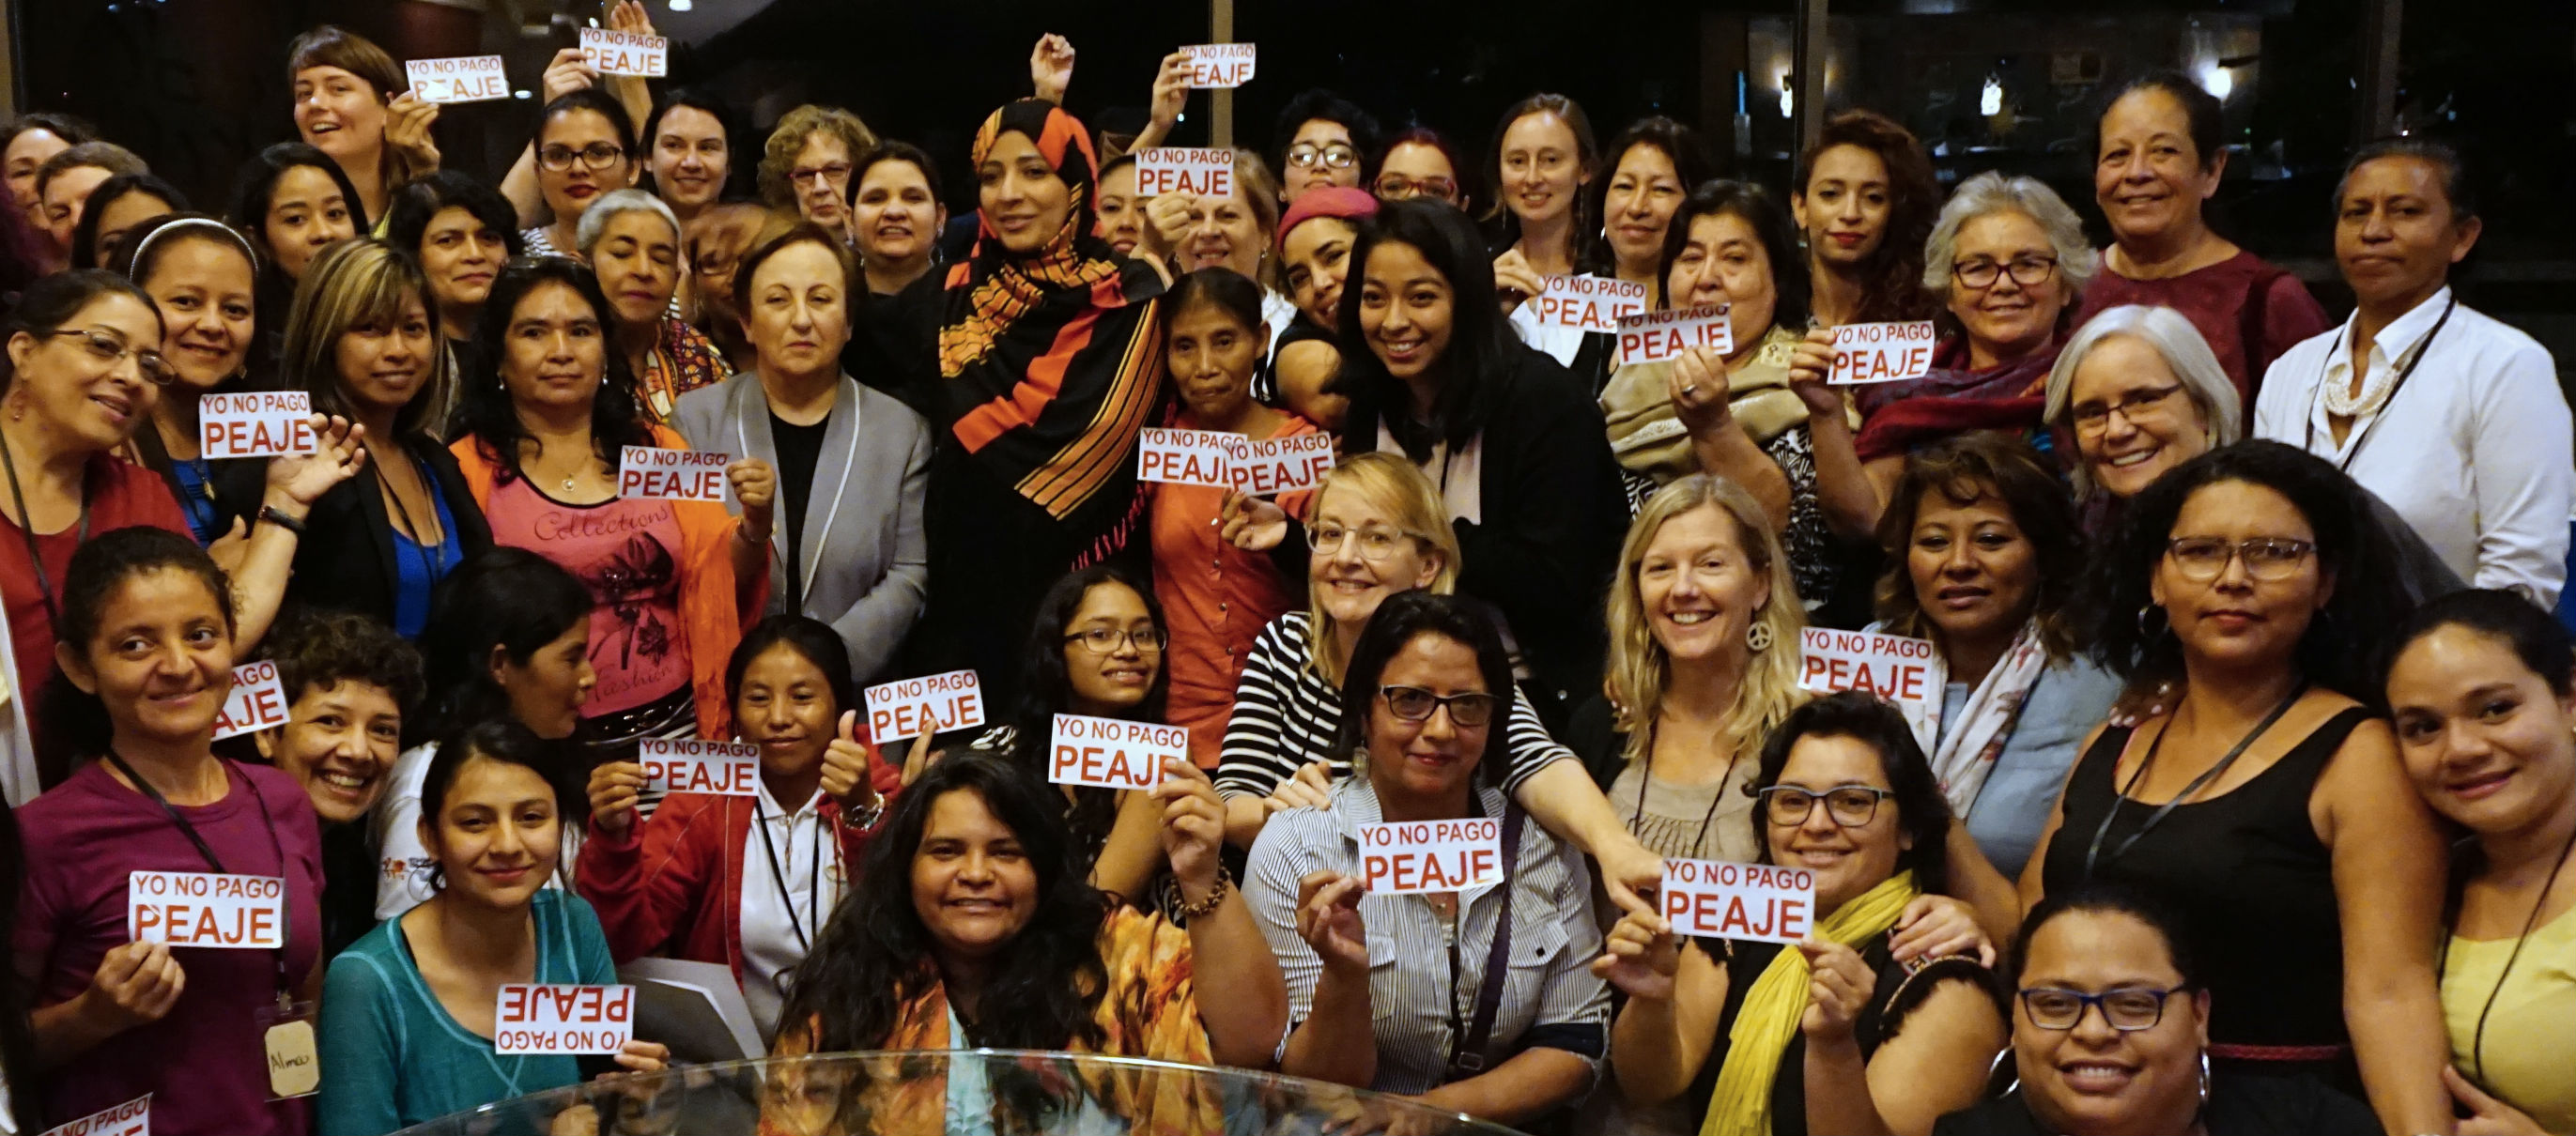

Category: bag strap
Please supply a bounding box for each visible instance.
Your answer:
[1449,802,1527,1078]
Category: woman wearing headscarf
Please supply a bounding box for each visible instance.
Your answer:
[856,101,1167,709]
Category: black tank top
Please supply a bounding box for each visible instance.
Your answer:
[2042,708,2367,1049]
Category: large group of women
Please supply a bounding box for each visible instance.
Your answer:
[0,11,2568,1136]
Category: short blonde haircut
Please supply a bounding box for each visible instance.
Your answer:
[1603,475,1807,765]
[1303,453,1460,687]
[1921,171,2098,306]
[2044,304,2242,498]
[758,105,879,210]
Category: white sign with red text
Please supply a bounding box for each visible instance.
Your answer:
[619,446,730,502]
[638,739,761,798]
[1179,42,1257,88]
[864,669,986,741]
[128,870,285,949]
[38,1094,150,1136]
[1134,147,1234,199]
[1232,433,1334,496]
[198,391,316,460]
[1828,321,1939,385]
[1136,427,1237,488]
[1661,858,1816,944]
[578,27,667,77]
[494,984,636,1054]
[405,55,510,104]
[1616,305,1733,366]
[1797,627,1945,751]
[1047,714,1185,791]
[212,660,289,741]
[1357,817,1504,895]
[1530,274,1649,334]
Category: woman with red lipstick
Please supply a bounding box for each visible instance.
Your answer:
[18,528,326,1134]
[285,25,440,226]
[1795,110,1939,330]
[2383,590,2576,1136]
[2025,441,2451,1135]
[2071,73,2329,407]
[848,142,948,299]
[523,90,639,261]
[578,189,725,421]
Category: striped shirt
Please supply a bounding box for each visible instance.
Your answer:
[1245,777,1611,1095]
[1213,612,1573,802]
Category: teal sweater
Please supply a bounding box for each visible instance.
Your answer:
[317,890,618,1135]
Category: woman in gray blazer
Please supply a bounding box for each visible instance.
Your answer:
[674,223,929,683]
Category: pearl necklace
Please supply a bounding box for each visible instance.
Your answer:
[2321,340,2403,419]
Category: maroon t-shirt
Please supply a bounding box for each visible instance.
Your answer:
[2071,249,2333,411]
[0,454,191,717]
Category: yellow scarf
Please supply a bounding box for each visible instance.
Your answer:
[1699,870,1921,1136]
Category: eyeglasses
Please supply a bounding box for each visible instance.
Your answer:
[1308,523,1414,563]
[1379,685,1501,728]
[48,329,177,387]
[792,161,854,188]
[2018,987,2186,1032]
[1374,175,1458,202]
[2070,384,2184,434]
[1287,143,1359,170]
[1063,626,1167,655]
[1757,784,1895,828]
[2164,537,2316,582]
[539,143,626,173]
[1951,255,2059,290]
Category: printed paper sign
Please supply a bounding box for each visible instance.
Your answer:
[1828,321,1938,385]
[129,870,285,949]
[1797,627,1945,752]
[1616,305,1733,366]
[1356,817,1504,894]
[864,669,985,741]
[39,1094,149,1136]
[638,739,761,797]
[619,446,731,501]
[1047,714,1186,791]
[1136,427,1238,488]
[212,660,289,741]
[1232,433,1334,496]
[405,55,510,103]
[1179,42,1257,88]
[197,391,316,460]
[1134,147,1234,199]
[1529,274,1649,334]
[494,984,636,1055]
[578,27,668,77]
[1661,858,1816,944]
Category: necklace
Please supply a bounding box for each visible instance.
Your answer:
[1632,716,1742,861]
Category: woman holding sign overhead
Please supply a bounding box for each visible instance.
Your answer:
[1598,691,2005,1136]
[453,256,769,747]
[1246,591,1610,1126]
[18,528,324,1135]
[321,720,668,1136]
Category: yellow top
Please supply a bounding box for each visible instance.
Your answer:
[2444,904,2576,1133]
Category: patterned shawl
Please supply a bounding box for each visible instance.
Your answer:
[1851,335,2059,462]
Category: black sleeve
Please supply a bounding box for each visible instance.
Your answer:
[1562,697,1627,791]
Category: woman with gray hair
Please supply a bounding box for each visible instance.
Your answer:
[1784,171,2096,535]
[579,187,725,420]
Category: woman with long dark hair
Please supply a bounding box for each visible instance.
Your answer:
[226,143,362,330]
[66,172,185,270]
[1794,110,1938,330]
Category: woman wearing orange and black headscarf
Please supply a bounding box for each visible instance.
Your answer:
[854,101,1167,708]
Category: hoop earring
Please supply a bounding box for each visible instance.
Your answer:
[1746,619,1774,652]
[1986,1047,2018,1098]
[2136,604,2168,640]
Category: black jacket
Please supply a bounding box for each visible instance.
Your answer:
[214,436,492,630]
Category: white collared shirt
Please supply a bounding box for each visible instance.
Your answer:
[739,777,841,1041]
[2256,287,2572,606]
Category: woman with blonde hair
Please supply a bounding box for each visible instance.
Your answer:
[1144,149,1297,359]
[759,105,878,242]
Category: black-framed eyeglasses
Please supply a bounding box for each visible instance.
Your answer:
[1379,685,1501,728]
[2069,384,2184,434]
[1287,143,1359,170]
[539,143,627,173]
[1757,784,1895,828]
[1951,255,2059,290]
[2018,986,2188,1032]
[2164,537,2315,583]
[48,328,177,387]
[1063,626,1166,655]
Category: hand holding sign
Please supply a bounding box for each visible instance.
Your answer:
[383,91,443,169]
[1152,759,1225,899]
[588,760,647,837]
[1798,938,1876,1040]
[213,660,290,741]
[1785,327,1853,422]
[1667,345,1738,437]
[727,457,776,541]
[79,941,184,1035]
[1294,871,1369,975]
[1589,909,1680,1002]
[819,710,878,808]
[1218,489,1289,551]
[1178,42,1256,88]
[1491,248,1544,314]
[1890,894,1995,965]
[1827,321,1939,385]
[1146,52,1192,131]
[541,47,600,101]
[406,56,511,104]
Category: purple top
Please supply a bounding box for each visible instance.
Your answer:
[2069,249,2332,411]
[17,759,324,1135]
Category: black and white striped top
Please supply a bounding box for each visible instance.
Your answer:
[1214,612,1574,802]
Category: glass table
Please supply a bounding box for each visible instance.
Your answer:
[388,1050,1528,1135]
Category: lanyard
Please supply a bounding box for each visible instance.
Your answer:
[0,430,90,636]
[751,790,825,951]
[2085,685,2306,876]
[1632,722,1739,861]
[103,751,298,1003]
[2306,296,2457,472]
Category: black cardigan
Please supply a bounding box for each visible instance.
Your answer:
[214,436,492,631]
